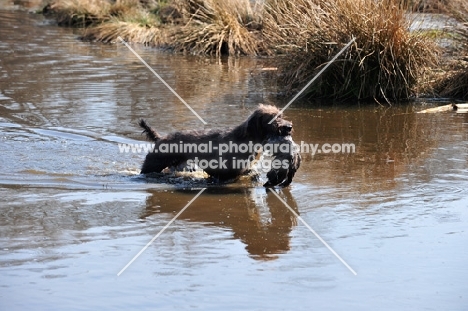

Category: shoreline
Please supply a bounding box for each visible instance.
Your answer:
[3,0,468,102]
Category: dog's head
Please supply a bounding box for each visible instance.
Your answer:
[246,104,293,141]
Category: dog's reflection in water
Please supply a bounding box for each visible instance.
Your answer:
[140,187,299,260]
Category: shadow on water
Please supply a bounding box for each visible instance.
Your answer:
[141,187,300,260]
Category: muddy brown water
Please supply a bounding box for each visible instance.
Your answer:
[1,9,468,311]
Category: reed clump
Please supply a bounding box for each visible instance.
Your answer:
[173,0,263,56]
[82,18,171,45]
[47,0,179,46]
[435,62,468,99]
[43,0,112,27]
[409,0,468,22]
[263,0,438,101]
[405,0,468,100]
[44,0,262,53]
[447,0,468,22]
[433,24,468,99]
[45,0,467,102]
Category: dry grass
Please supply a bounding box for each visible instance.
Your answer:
[173,0,263,56]
[433,24,468,99]
[82,18,171,45]
[264,0,439,101]
[445,0,468,23]
[408,0,468,22]
[80,0,168,45]
[44,0,452,101]
[406,0,468,99]
[434,66,468,99]
[44,0,262,55]
[43,0,112,27]
[46,0,174,45]
[406,0,447,13]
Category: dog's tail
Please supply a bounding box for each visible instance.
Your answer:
[139,119,161,142]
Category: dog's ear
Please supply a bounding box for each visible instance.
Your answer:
[267,114,280,136]
[246,110,264,140]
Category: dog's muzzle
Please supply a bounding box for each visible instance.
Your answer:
[278,124,293,136]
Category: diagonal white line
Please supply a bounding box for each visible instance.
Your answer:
[269,37,356,124]
[268,188,357,275]
[117,36,207,125]
[117,188,206,276]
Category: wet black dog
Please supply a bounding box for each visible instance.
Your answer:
[139,104,300,186]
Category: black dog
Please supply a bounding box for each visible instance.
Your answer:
[139,104,300,186]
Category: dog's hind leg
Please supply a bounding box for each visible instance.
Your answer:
[141,153,171,174]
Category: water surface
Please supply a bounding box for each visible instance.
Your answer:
[1,9,467,311]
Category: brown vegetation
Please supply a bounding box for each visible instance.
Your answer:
[173,0,263,56]
[44,0,262,53]
[43,0,111,27]
[44,0,177,45]
[82,19,171,45]
[433,24,468,99]
[42,0,468,102]
[409,0,468,22]
[409,0,468,100]
[263,0,438,101]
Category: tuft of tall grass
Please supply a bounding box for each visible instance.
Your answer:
[80,0,169,45]
[408,0,468,22]
[445,0,468,22]
[433,24,468,99]
[264,0,438,101]
[45,0,172,46]
[173,0,263,56]
[82,18,171,45]
[435,64,468,99]
[406,0,446,13]
[43,0,112,27]
[45,0,264,55]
